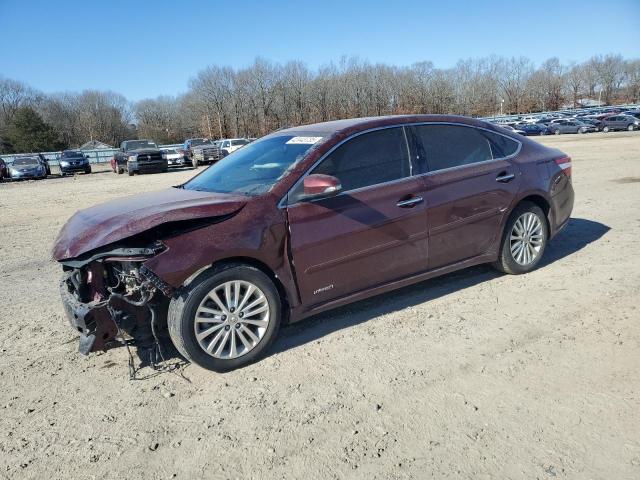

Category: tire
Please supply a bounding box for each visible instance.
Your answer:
[168,264,282,372]
[628,124,635,132]
[554,129,560,135]
[127,169,134,176]
[492,202,549,275]
[603,126,610,132]
[85,167,92,174]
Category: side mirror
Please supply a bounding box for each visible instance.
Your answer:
[303,174,342,198]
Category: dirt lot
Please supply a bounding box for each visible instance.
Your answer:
[1,132,639,479]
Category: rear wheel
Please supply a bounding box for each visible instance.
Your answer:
[493,202,548,275]
[168,265,281,372]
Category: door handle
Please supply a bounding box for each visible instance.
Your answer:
[496,173,515,183]
[396,196,424,208]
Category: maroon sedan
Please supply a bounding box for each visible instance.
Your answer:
[53,115,574,372]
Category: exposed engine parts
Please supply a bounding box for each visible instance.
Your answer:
[59,246,173,378]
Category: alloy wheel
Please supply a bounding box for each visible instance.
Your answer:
[194,280,270,359]
[509,212,544,266]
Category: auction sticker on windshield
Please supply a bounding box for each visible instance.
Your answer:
[285,136,323,145]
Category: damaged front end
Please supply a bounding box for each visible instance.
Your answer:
[59,242,173,355]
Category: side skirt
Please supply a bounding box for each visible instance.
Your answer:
[288,253,497,323]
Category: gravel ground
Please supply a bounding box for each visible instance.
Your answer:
[0,132,639,479]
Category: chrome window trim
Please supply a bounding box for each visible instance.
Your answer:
[278,121,522,208]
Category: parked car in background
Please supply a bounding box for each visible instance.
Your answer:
[221,138,251,155]
[514,123,551,136]
[498,124,526,135]
[182,138,210,165]
[192,140,221,166]
[0,158,8,182]
[53,114,574,372]
[601,114,640,132]
[548,119,595,134]
[191,138,250,166]
[36,154,52,176]
[520,115,540,123]
[112,139,168,176]
[59,150,91,175]
[7,156,48,180]
[161,148,189,168]
[575,118,604,131]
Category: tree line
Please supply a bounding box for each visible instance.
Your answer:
[1,53,638,153]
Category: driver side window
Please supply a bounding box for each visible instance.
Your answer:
[310,127,410,193]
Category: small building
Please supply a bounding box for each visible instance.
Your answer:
[79,140,113,150]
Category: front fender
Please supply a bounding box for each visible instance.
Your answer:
[142,196,300,308]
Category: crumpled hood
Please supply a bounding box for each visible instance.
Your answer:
[52,188,247,260]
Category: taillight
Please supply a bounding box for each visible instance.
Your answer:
[555,156,572,179]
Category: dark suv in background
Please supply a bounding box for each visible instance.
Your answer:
[0,158,8,182]
[111,139,168,176]
[59,150,91,175]
[601,114,640,132]
[54,115,574,372]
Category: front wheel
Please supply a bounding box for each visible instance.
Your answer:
[168,265,281,372]
[127,169,134,176]
[554,129,561,135]
[628,124,635,132]
[493,202,548,275]
[603,126,610,133]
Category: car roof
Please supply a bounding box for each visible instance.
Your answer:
[274,114,494,138]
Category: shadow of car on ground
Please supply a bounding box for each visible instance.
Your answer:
[111,217,610,373]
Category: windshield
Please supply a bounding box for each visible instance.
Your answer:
[189,139,209,147]
[13,157,39,166]
[163,149,178,154]
[126,140,157,150]
[62,151,83,158]
[231,139,249,146]
[183,134,322,195]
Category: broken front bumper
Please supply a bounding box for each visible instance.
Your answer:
[60,273,118,354]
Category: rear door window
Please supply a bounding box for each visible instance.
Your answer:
[408,124,504,174]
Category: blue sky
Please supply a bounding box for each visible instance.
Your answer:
[1,0,639,101]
